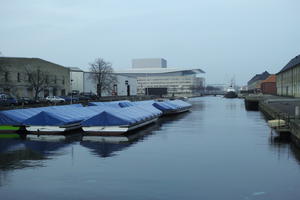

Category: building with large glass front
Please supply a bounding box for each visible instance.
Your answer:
[116,58,205,97]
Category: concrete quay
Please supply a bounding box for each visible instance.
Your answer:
[246,94,300,146]
[244,94,280,110]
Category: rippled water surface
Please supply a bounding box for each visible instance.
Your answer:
[1,97,300,200]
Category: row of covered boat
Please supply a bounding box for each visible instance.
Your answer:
[0,99,191,136]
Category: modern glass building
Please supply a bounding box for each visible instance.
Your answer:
[116,58,205,97]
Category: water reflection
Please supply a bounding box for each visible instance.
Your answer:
[0,138,72,187]
[80,109,193,158]
[2,97,300,200]
[80,114,187,158]
[0,139,45,170]
[290,143,300,165]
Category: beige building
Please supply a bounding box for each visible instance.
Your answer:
[277,55,300,97]
[0,57,70,98]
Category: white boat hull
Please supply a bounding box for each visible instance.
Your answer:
[82,117,158,135]
[164,107,191,115]
[26,123,82,134]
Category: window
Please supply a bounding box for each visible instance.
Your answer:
[4,72,8,82]
[17,73,20,82]
[62,76,65,85]
[45,75,49,84]
[54,75,57,84]
[53,88,57,96]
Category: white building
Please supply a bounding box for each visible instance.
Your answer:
[132,58,167,69]
[69,67,137,96]
[70,67,84,93]
[116,58,205,97]
[83,72,137,96]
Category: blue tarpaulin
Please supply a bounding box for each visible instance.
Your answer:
[82,104,161,126]
[0,104,83,125]
[0,100,190,127]
[84,106,139,124]
[152,102,178,112]
[88,101,130,108]
[153,100,191,112]
[23,111,82,126]
[82,110,134,126]
[166,100,191,109]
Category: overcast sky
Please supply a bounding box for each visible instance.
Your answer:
[1,0,300,85]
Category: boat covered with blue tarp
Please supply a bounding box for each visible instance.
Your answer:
[0,99,191,135]
[0,104,83,132]
[119,99,191,115]
[153,100,191,115]
[81,105,161,135]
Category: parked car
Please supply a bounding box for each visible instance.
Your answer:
[18,97,36,105]
[80,92,98,100]
[59,96,79,103]
[45,96,65,103]
[0,94,18,106]
[78,95,92,101]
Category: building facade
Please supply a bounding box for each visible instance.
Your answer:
[132,58,167,69]
[260,74,276,95]
[277,55,300,97]
[0,57,70,98]
[83,72,137,96]
[247,71,270,92]
[70,67,84,93]
[136,75,204,96]
[116,58,205,97]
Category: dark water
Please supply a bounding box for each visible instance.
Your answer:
[1,97,300,200]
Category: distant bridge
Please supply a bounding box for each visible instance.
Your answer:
[204,91,226,95]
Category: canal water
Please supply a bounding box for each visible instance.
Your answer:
[1,97,300,200]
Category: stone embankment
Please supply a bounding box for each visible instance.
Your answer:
[245,94,300,146]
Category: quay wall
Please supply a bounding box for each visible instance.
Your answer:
[256,95,300,146]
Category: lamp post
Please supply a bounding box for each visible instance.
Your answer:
[145,73,149,96]
[125,80,130,96]
[70,79,73,104]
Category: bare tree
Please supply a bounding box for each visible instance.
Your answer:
[24,66,49,100]
[89,58,117,97]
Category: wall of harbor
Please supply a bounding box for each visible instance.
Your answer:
[245,94,300,147]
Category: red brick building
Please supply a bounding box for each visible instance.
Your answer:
[261,75,276,95]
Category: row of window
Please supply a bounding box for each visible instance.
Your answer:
[2,72,66,85]
[3,87,66,97]
[138,79,193,82]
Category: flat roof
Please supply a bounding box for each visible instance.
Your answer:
[115,68,205,74]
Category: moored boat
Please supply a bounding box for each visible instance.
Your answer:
[224,87,238,98]
[81,106,161,136]
[152,100,192,115]
[0,104,83,133]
